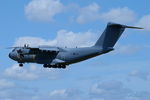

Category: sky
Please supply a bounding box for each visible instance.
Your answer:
[0,0,150,100]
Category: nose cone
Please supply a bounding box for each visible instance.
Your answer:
[8,53,11,59]
[9,52,14,59]
[9,52,18,61]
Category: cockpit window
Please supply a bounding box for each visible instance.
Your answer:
[12,49,15,52]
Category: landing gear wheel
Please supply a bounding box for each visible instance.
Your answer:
[43,64,48,68]
[62,65,66,69]
[19,63,23,67]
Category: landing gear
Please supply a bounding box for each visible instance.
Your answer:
[43,64,66,69]
[43,64,49,68]
[61,65,66,69]
[19,63,23,67]
[59,65,66,69]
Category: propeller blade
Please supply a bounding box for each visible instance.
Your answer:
[7,45,30,49]
[17,49,22,53]
[6,47,19,49]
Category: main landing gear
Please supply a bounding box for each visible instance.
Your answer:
[18,63,66,68]
[19,63,23,67]
[43,64,66,69]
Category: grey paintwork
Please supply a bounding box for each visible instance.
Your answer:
[8,22,143,68]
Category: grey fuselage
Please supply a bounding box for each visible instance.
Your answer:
[9,46,113,65]
[56,46,113,65]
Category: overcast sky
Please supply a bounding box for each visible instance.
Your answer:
[0,0,150,100]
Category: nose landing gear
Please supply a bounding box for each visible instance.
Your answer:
[19,63,23,67]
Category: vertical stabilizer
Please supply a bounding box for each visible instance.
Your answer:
[94,22,143,49]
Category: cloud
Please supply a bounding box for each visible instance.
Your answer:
[48,89,82,100]
[14,36,57,47]
[90,80,150,100]
[76,5,136,24]
[3,64,60,81]
[25,0,64,21]
[32,80,150,100]
[90,80,131,100]
[101,7,136,24]
[0,87,38,100]
[55,30,97,47]
[14,30,97,47]
[0,79,15,89]
[113,45,141,55]
[0,79,37,100]
[129,70,149,80]
[25,1,136,24]
[76,3,101,24]
[0,79,149,100]
[137,15,150,31]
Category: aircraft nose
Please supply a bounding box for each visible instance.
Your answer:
[9,52,13,59]
[9,52,17,60]
[8,53,11,58]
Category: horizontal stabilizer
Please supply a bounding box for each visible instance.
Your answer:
[108,22,144,29]
[124,26,144,29]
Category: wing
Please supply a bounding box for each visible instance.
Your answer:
[29,47,59,54]
[51,59,65,65]
[27,47,60,64]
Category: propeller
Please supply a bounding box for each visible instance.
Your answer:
[7,44,30,59]
[19,54,24,59]
[17,49,22,53]
[7,44,30,49]
[16,48,25,59]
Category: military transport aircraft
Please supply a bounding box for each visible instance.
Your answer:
[8,22,143,69]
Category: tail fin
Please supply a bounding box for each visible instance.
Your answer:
[94,22,143,49]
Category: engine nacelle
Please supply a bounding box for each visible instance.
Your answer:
[20,54,36,62]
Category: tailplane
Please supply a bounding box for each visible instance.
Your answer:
[94,22,143,49]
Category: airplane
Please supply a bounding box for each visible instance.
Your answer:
[8,22,143,69]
